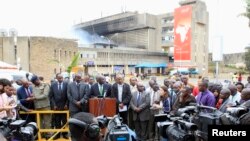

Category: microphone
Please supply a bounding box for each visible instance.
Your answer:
[103,90,107,98]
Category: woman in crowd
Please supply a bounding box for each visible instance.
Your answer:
[151,85,171,114]
[209,83,223,109]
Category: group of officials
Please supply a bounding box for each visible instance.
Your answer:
[1,73,250,141]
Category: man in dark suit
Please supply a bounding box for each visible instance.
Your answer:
[130,83,150,141]
[17,80,35,123]
[111,74,131,125]
[49,73,68,139]
[67,74,89,117]
[88,75,111,98]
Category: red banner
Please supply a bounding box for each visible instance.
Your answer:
[174,5,192,61]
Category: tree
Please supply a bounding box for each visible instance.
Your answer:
[239,0,250,27]
[245,49,250,71]
[67,53,80,74]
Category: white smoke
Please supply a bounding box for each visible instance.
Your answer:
[73,29,115,47]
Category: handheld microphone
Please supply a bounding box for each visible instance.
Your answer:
[103,90,107,98]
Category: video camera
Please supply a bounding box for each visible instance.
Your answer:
[221,106,250,125]
[104,115,135,141]
[155,113,198,141]
[0,119,38,141]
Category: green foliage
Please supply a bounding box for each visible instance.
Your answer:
[239,0,250,27]
[67,53,80,74]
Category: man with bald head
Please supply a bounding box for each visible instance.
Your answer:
[196,81,216,107]
[129,77,138,94]
[219,88,233,113]
[88,75,111,98]
[228,84,241,105]
[17,79,35,122]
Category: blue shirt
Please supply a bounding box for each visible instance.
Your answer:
[196,90,216,107]
[163,98,171,113]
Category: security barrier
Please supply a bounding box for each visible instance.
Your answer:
[20,110,70,141]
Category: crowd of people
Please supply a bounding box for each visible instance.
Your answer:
[1,73,250,141]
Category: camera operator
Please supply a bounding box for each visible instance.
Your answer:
[69,112,101,141]
[172,87,196,113]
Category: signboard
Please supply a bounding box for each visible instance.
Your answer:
[212,36,223,61]
[174,5,192,61]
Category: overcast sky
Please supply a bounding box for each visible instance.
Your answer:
[0,0,249,54]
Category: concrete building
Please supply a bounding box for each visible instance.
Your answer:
[74,0,209,75]
[0,37,78,81]
[0,36,167,81]
[0,0,209,80]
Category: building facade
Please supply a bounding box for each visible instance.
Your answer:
[0,37,78,81]
[0,0,209,80]
[0,36,167,81]
[74,0,209,75]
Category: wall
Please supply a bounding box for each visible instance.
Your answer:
[16,37,29,71]
[29,37,78,81]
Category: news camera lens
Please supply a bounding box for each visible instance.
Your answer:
[24,122,38,136]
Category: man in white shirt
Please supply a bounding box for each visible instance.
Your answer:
[228,85,241,105]
[111,74,132,125]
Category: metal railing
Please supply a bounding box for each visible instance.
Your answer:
[20,110,70,141]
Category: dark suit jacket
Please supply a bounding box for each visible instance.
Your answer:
[17,86,35,109]
[88,83,112,98]
[49,81,68,110]
[67,82,89,112]
[111,83,132,106]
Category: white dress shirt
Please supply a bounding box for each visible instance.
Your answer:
[118,84,123,102]
[229,92,241,104]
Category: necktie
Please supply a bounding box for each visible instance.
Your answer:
[77,83,80,100]
[170,90,173,108]
[59,83,62,94]
[99,85,103,96]
[137,92,141,107]
[26,88,31,97]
